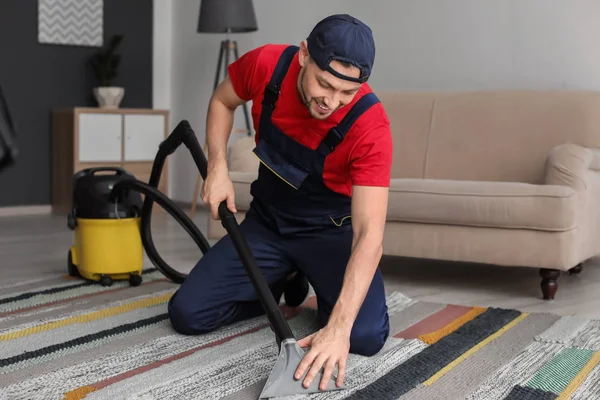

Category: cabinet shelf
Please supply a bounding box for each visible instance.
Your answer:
[51,107,170,215]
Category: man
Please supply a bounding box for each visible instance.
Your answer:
[168,14,393,391]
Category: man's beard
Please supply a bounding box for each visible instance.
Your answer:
[297,68,312,109]
[296,69,335,120]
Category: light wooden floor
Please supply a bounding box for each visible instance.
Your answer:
[2,210,599,319]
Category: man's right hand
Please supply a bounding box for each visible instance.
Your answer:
[201,161,237,220]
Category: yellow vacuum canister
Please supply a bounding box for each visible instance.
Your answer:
[67,167,144,287]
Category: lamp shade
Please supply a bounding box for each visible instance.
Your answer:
[197,0,258,33]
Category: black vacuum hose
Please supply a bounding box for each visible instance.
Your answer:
[110,178,210,283]
[110,120,213,284]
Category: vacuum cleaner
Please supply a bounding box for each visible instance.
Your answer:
[66,120,341,399]
[66,167,145,287]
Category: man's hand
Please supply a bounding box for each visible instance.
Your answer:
[294,325,351,390]
[202,76,246,220]
[201,161,237,220]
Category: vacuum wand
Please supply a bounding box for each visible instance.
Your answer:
[168,121,295,343]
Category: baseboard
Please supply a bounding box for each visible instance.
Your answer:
[0,205,52,217]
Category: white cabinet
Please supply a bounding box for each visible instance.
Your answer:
[124,114,165,161]
[78,113,122,162]
[52,108,170,215]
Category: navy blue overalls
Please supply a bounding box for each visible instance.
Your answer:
[168,45,390,356]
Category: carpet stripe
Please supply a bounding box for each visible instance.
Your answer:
[0,291,172,341]
[0,268,157,305]
[556,351,600,399]
[0,288,174,335]
[0,313,169,370]
[388,300,447,335]
[393,304,477,339]
[399,312,560,400]
[0,280,177,330]
[525,347,595,394]
[423,312,529,385]
[0,323,177,386]
[1,301,168,360]
[570,362,600,400]
[464,341,567,399]
[0,270,167,316]
[0,277,81,300]
[503,385,558,400]
[344,307,522,400]
[418,306,488,345]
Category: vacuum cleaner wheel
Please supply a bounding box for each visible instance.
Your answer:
[100,275,113,287]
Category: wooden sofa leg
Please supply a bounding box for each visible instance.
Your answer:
[539,269,560,300]
[569,263,583,275]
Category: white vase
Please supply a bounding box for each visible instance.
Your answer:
[93,87,125,109]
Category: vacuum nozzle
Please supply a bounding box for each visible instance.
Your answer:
[259,339,343,399]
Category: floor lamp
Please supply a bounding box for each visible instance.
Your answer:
[190,0,257,218]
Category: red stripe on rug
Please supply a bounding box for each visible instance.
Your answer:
[63,300,317,398]
[394,304,475,339]
[0,279,170,318]
[96,323,271,390]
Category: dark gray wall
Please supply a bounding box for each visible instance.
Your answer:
[0,0,153,207]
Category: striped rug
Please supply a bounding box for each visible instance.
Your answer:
[2,269,600,399]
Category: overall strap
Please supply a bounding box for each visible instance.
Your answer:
[262,45,299,115]
[320,92,380,152]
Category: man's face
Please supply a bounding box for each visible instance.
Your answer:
[297,42,362,120]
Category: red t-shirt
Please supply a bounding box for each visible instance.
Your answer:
[227,44,393,197]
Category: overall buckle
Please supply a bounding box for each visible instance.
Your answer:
[262,84,280,109]
[323,127,343,151]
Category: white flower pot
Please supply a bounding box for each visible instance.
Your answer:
[93,87,125,109]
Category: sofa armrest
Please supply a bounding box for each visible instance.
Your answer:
[544,144,600,191]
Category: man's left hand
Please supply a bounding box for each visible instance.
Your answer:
[294,325,351,390]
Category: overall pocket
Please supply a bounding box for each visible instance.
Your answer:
[253,139,309,189]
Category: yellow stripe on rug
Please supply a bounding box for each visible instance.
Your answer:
[0,292,173,341]
[418,307,487,345]
[63,385,97,400]
[556,351,600,400]
[423,312,529,386]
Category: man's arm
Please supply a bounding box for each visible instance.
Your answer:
[205,76,246,173]
[201,76,248,218]
[327,185,389,334]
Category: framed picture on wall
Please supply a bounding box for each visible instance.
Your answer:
[38,0,103,47]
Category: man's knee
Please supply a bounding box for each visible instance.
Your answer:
[350,315,390,356]
[167,292,220,335]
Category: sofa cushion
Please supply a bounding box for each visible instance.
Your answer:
[388,179,577,232]
[228,135,259,172]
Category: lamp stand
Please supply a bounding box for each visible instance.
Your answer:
[190,40,252,219]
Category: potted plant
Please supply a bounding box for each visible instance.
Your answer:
[89,34,125,108]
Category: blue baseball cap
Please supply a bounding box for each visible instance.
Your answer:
[306,14,375,83]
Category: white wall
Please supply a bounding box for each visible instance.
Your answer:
[153,0,600,203]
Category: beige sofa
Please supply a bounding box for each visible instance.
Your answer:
[206,90,600,300]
